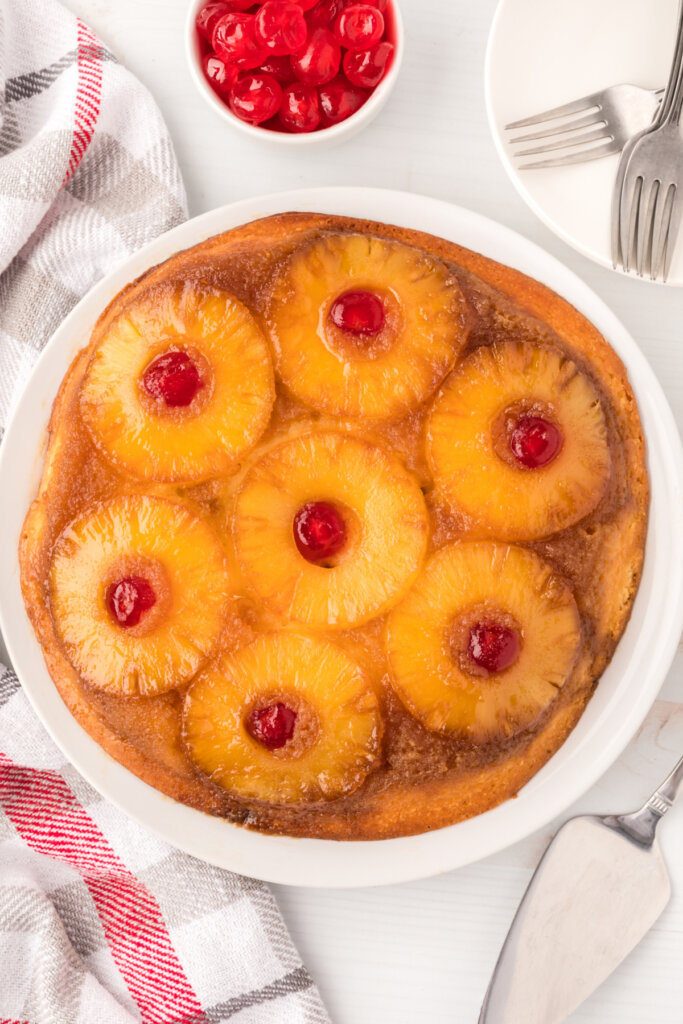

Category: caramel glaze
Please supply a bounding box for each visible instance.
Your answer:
[19,213,649,840]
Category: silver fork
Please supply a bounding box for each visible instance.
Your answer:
[505,84,663,169]
[612,0,683,279]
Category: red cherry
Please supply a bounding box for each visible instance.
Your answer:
[334,4,384,49]
[229,73,283,123]
[196,3,232,41]
[280,82,321,131]
[319,76,367,124]
[329,290,385,334]
[292,0,318,9]
[468,623,520,675]
[307,0,346,27]
[212,13,266,70]
[106,576,157,629]
[291,27,340,85]
[255,1,308,56]
[256,55,295,83]
[142,351,204,407]
[363,0,388,9]
[246,702,298,750]
[509,415,563,469]
[343,40,393,88]
[293,502,347,563]
[202,53,239,94]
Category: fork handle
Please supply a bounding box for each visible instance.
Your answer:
[665,55,683,123]
[657,0,683,124]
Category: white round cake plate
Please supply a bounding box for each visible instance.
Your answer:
[0,188,681,888]
[486,0,683,284]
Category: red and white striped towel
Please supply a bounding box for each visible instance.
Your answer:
[0,2,330,1022]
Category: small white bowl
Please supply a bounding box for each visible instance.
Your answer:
[185,0,404,148]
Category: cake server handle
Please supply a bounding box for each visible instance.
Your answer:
[602,753,683,848]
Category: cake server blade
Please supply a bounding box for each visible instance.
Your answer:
[479,753,683,1024]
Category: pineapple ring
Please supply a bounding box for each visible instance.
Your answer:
[50,495,231,696]
[183,632,382,805]
[80,283,275,482]
[266,232,469,420]
[233,431,429,628]
[386,542,581,743]
[426,341,611,540]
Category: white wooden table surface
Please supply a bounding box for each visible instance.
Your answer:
[53,1,683,1020]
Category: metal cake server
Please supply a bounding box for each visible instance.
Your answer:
[479,753,683,1024]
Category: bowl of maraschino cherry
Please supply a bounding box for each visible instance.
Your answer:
[186,0,403,144]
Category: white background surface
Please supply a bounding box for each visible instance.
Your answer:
[29,0,683,1021]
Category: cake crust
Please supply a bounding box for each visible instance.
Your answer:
[19,212,648,839]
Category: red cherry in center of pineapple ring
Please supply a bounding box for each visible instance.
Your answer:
[509,415,563,469]
[467,622,520,674]
[329,289,385,335]
[142,351,204,408]
[196,0,394,132]
[106,577,157,629]
[293,501,347,563]
[247,702,298,749]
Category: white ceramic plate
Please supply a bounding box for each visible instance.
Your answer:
[486,0,683,284]
[0,188,681,888]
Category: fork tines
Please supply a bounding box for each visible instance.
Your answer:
[504,94,616,169]
[619,175,679,280]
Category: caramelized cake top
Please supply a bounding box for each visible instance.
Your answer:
[20,213,648,839]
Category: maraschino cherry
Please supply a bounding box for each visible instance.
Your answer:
[280,82,321,131]
[196,3,232,41]
[329,290,385,335]
[306,0,346,27]
[343,40,393,88]
[290,27,341,85]
[334,3,384,49]
[203,53,239,94]
[255,1,308,55]
[247,702,298,749]
[294,501,347,563]
[142,351,204,408]
[256,54,295,83]
[467,622,520,674]
[319,76,367,124]
[196,0,391,132]
[229,73,283,123]
[509,415,562,469]
[106,577,156,629]
[212,13,266,69]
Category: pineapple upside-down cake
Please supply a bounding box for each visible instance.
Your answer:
[20,213,648,840]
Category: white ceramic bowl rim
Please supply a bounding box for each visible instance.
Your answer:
[0,188,681,888]
[184,0,405,147]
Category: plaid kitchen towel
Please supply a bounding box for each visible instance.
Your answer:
[0,2,330,1023]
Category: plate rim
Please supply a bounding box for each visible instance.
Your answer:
[484,0,682,286]
[1,186,682,888]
